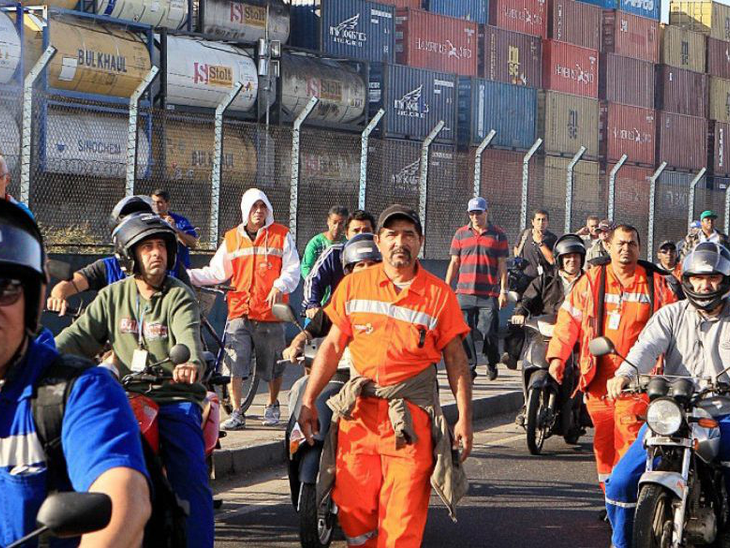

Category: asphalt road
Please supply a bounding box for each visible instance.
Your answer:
[212,414,611,548]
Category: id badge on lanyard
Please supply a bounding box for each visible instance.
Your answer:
[131,296,149,372]
[607,293,624,332]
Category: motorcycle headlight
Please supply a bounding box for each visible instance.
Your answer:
[646,398,684,436]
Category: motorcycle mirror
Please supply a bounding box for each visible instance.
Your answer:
[271,303,305,332]
[47,259,74,282]
[507,291,521,303]
[169,344,191,365]
[588,337,615,357]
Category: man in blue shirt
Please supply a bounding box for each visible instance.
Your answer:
[0,199,150,547]
[152,189,199,269]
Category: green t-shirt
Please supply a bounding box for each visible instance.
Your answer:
[301,232,345,278]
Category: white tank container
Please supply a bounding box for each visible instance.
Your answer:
[95,0,188,29]
[0,107,20,174]
[201,0,290,42]
[162,35,258,112]
[44,109,150,178]
[0,12,22,85]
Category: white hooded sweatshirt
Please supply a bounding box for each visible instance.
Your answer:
[188,188,300,295]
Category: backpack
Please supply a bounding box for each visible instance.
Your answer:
[31,354,188,548]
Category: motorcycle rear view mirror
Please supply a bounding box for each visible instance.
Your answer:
[507,291,521,304]
[47,259,74,282]
[7,492,112,548]
[272,303,305,332]
[169,344,191,365]
[588,337,615,357]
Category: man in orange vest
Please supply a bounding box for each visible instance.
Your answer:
[299,204,473,548]
[189,188,300,429]
[546,224,676,495]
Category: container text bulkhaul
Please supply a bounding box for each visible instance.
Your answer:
[77,49,127,72]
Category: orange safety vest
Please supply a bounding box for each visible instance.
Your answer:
[224,223,289,322]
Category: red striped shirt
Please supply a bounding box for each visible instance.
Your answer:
[450,223,508,297]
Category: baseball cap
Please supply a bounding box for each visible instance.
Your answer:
[377,204,423,236]
[701,210,718,220]
[657,239,676,252]
[690,220,701,229]
[467,197,488,212]
[596,219,615,232]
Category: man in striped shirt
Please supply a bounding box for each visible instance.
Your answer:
[445,197,509,380]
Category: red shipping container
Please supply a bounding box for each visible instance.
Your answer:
[378,0,421,6]
[489,0,548,39]
[608,164,652,248]
[711,121,730,176]
[600,54,654,109]
[542,40,599,97]
[655,65,708,118]
[657,111,708,172]
[483,26,542,87]
[602,10,659,64]
[396,8,479,76]
[707,38,730,80]
[600,103,656,165]
[548,0,601,50]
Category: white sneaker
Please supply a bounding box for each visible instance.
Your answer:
[222,409,246,431]
[262,401,281,426]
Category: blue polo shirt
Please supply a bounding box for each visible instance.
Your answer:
[168,212,198,269]
[0,340,148,547]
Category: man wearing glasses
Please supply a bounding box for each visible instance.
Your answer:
[656,240,684,299]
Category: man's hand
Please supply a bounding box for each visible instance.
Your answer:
[607,376,630,400]
[265,287,282,310]
[453,417,473,462]
[511,314,525,326]
[576,226,590,236]
[46,294,69,316]
[549,358,564,384]
[305,307,320,320]
[498,292,508,309]
[163,215,177,228]
[298,402,319,446]
[283,334,306,363]
[172,363,198,384]
[532,228,544,243]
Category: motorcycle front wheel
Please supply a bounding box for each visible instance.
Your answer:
[526,387,550,455]
[299,483,334,548]
[633,484,677,548]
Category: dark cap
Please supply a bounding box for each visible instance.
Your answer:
[377,204,423,236]
[597,219,616,232]
[657,239,677,251]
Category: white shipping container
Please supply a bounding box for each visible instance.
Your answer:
[96,0,188,29]
[201,0,290,42]
[0,12,22,85]
[0,107,20,174]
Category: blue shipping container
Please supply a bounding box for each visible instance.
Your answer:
[619,0,660,20]
[576,0,617,8]
[289,0,396,63]
[457,78,536,149]
[425,0,489,24]
[369,63,456,142]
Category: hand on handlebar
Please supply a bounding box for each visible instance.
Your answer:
[549,358,564,385]
[46,295,69,316]
[606,376,631,400]
[305,307,321,320]
[511,314,526,326]
[298,402,319,446]
[172,363,198,384]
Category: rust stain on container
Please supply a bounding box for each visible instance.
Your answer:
[656,111,708,171]
[483,26,542,87]
[542,40,599,97]
[600,53,654,109]
[600,103,656,165]
[602,10,659,63]
[549,0,602,50]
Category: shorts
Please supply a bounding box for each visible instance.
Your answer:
[223,318,286,382]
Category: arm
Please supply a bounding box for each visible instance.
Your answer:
[546,276,588,383]
[187,241,231,286]
[497,256,508,308]
[444,255,461,287]
[616,308,673,380]
[169,290,205,380]
[55,292,110,358]
[273,232,301,295]
[514,275,545,317]
[442,336,473,461]
[300,238,319,279]
[303,247,338,310]
[166,214,199,249]
[47,271,90,315]
[539,233,556,265]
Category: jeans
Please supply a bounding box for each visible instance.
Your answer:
[458,294,499,367]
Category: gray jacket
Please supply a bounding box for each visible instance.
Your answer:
[616,299,730,381]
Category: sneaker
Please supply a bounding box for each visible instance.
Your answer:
[262,401,281,426]
[222,409,246,431]
[501,352,518,371]
[515,406,526,427]
[487,364,499,381]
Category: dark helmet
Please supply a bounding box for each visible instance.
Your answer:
[681,242,730,311]
[112,212,177,275]
[109,195,154,231]
[553,234,586,270]
[342,233,382,274]
[0,200,47,333]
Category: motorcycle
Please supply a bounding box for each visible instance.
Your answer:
[591,336,730,548]
[507,257,531,296]
[520,314,584,455]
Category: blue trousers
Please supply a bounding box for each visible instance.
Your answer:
[158,402,214,548]
[458,294,500,367]
[606,417,730,548]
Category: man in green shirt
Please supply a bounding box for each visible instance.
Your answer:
[55,212,214,548]
[300,205,348,278]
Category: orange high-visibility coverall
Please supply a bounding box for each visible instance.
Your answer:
[325,262,469,548]
[546,263,676,487]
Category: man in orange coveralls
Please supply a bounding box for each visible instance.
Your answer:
[547,224,676,493]
[299,204,473,548]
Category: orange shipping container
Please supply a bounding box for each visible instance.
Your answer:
[542,40,599,98]
[489,0,548,39]
[600,103,656,166]
[602,10,659,63]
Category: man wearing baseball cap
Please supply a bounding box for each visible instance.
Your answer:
[656,240,684,299]
[679,210,730,262]
[445,197,509,380]
[586,219,614,265]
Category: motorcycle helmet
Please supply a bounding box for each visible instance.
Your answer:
[112,212,177,275]
[342,233,382,274]
[681,242,730,312]
[553,234,586,270]
[0,199,47,334]
[109,195,154,231]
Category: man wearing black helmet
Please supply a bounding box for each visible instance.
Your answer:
[0,200,151,547]
[55,212,214,548]
[604,242,730,548]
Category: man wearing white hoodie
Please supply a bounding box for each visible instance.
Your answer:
[189,189,300,428]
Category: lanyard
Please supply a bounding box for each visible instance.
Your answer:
[136,295,147,349]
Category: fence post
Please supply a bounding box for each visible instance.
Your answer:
[418,120,445,258]
[726,184,730,235]
[289,96,319,239]
[607,154,627,222]
[647,162,668,263]
[126,66,159,197]
[20,45,55,205]
[564,146,587,234]
[473,129,496,198]
[208,81,244,249]
[520,138,543,233]
[687,167,707,229]
[358,108,384,210]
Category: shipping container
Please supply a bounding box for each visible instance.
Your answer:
[289,0,395,63]
[599,53,654,109]
[670,1,730,41]
[200,0,290,42]
[369,62,456,142]
[489,0,548,38]
[660,25,706,73]
[655,65,708,118]
[157,35,258,113]
[656,111,708,171]
[0,106,20,174]
[656,170,693,246]
[425,0,488,24]
[710,120,730,176]
[542,156,601,232]
[707,37,730,79]
[0,12,21,86]
[483,26,542,88]
[538,90,600,157]
[376,0,421,7]
[548,0,602,50]
[608,163,652,247]
[600,102,656,165]
[478,148,524,239]
[602,10,659,63]
[423,144,464,258]
[395,8,478,76]
[710,76,730,123]
[619,0,660,20]
[19,0,78,9]
[542,40,599,98]
[23,13,152,98]
[458,78,537,149]
[96,0,187,29]
[575,0,616,8]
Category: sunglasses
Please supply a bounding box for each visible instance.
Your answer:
[0,279,23,307]
[658,248,677,254]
